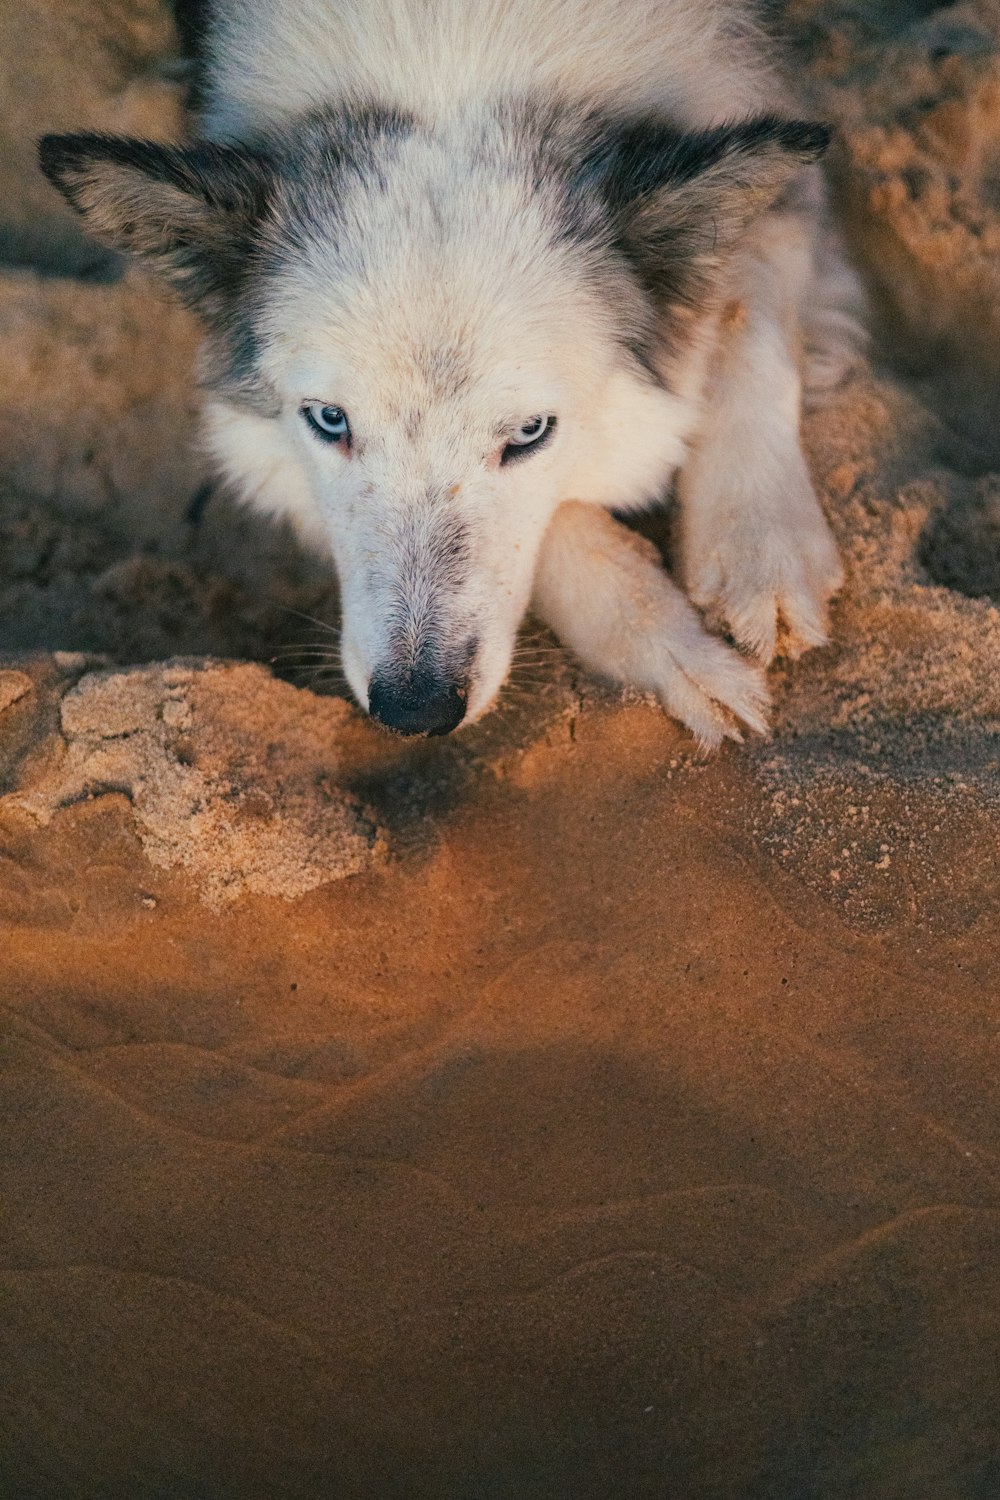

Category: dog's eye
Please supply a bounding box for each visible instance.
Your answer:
[500,414,556,465]
[302,402,351,446]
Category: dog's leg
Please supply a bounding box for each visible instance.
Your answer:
[531,501,769,751]
[678,201,844,664]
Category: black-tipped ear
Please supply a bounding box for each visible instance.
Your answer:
[584,115,830,307]
[38,133,277,309]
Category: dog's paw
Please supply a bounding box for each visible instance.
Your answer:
[533,503,770,754]
[683,476,844,665]
[641,618,771,755]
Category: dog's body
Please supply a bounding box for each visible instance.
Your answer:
[42,0,860,747]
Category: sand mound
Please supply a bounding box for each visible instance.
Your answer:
[4,660,383,904]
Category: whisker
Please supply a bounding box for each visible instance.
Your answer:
[509,643,566,659]
[270,649,344,664]
[293,658,346,676]
[277,605,342,637]
[295,668,350,691]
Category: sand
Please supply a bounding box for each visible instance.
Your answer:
[8,661,383,904]
[1,1,1000,1496]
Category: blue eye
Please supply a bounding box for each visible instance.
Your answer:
[500,414,556,465]
[302,402,351,446]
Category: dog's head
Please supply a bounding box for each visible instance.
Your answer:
[41,105,826,734]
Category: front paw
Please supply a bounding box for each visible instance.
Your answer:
[683,477,844,665]
[642,621,770,755]
[533,502,771,753]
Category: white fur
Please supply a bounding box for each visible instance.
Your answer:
[203,0,778,139]
[194,0,861,742]
[533,503,770,752]
[678,208,846,663]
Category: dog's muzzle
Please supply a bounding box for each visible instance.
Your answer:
[367,666,468,737]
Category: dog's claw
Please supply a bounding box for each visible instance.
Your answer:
[646,625,771,754]
[684,483,844,668]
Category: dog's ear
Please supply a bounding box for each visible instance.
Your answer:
[582,115,830,308]
[39,133,276,310]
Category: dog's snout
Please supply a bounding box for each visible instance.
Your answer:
[367,668,468,737]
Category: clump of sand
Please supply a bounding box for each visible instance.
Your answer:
[0,668,33,714]
[6,661,384,904]
[792,0,1000,453]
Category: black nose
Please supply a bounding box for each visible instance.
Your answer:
[367,669,468,737]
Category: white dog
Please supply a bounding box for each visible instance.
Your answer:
[41,0,858,748]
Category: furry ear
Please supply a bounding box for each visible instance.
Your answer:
[38,133,277,310]
[583,115,830,307]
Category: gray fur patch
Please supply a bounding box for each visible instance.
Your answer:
[40,107,417,412]
[41,102,827,407]
[552,108,830,369]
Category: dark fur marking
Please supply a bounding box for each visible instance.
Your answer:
[550,107,830,369]
[185,481,214,524]
[592,113,828,295]
[39,107,417,411]
[39,98,828,412]
[40,131,284,407]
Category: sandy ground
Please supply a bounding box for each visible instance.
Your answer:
[2,2,1000,1496]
